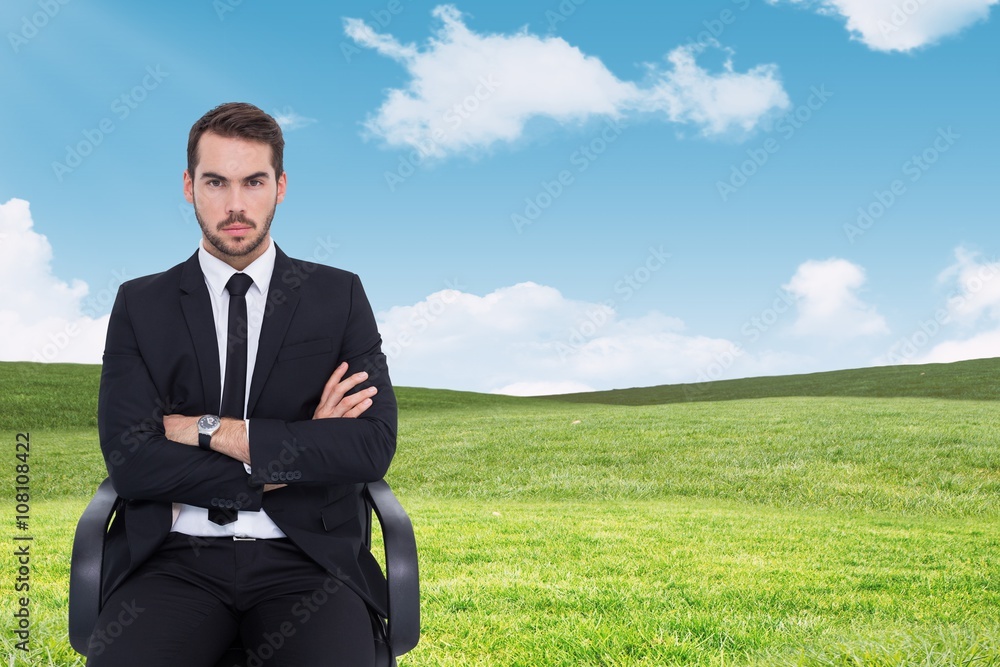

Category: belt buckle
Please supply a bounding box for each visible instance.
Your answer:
[232,535,256,541]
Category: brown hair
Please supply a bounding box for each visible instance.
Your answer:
[187,102,284,178]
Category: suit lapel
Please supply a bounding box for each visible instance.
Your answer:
[248,245,300,415]
[178,252,222,413]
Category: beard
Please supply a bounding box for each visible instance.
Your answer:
[194,197,276,260]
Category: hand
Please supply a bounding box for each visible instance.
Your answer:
[312,361,377,420]
[163,414,198,446]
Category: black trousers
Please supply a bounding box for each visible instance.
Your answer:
[86,532,375,667]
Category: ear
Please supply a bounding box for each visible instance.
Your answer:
[183,169,195,204]
[275,171,287,204]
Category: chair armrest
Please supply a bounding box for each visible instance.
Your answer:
[68,478,120,655]
[365,480,420,657]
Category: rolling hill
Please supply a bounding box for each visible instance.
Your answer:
[4,357,999,431]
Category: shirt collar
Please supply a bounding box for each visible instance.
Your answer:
[197,237,276,298]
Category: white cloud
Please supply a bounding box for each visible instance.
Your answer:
[908,329,1000,364]
[901,248,1000,364]
[344,5,789,157]
[770,0,997,52]
[0,198,110,363]
[637,42,790,137]
[937,247,1000,324]
[493,380,597,396]
[376,281,799,395]
[784,258,889,339]
[272,108,317,131]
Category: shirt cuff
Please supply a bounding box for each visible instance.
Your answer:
[243,418,252,474]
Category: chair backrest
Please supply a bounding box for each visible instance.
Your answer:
[68,478,118,654]
[68,478,418,665]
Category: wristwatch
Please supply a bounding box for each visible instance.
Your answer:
[197,414,221,451]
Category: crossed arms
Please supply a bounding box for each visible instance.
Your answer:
[162,362,375,491]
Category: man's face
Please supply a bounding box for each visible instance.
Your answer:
[183,132,287,269]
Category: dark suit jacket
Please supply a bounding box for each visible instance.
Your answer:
[97,244,397,616]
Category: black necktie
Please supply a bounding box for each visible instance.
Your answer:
[221,272,254,421]
[210,272,254,525]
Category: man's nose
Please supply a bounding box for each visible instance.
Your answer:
[225,186,246,215]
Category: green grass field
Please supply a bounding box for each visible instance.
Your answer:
[2,360,999,665]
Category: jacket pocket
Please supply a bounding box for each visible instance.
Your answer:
[277,338,332,361]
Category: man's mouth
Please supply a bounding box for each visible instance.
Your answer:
[220,224,253,235]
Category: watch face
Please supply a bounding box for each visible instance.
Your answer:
[198,415,220,431]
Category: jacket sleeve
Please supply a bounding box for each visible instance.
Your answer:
[98,285,264,511]
[246,274,397,486]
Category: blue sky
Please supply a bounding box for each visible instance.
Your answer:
[1,0,998,394]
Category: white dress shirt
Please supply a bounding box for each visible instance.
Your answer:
[170,238,287,539]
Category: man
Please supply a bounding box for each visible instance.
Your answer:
[91,102,396,666]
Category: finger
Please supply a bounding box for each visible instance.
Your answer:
[340,370,370,391]
[344,387,377,418]
[318,362,349,408]
[336,371,369,398]
[314,382,376,420]
[328,371,370,411]
[343,397,373,419]
[332,385,376,418]
[316,366,362,418]
[320,368,367,413]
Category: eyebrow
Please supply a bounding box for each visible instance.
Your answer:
[200,171,270,182]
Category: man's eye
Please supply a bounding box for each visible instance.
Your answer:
[207,180,222,187]
[248,180,262,187]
